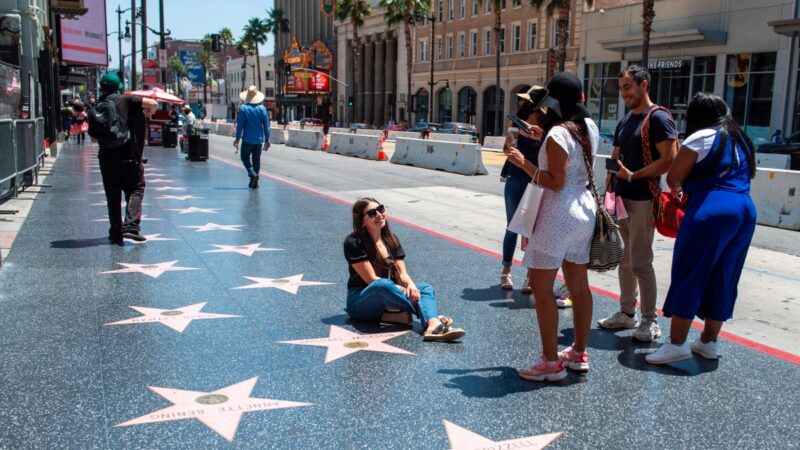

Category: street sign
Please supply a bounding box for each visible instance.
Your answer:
[158,49,167,69]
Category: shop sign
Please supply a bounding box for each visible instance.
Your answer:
[648,60,685,70]
[321,0,335,16]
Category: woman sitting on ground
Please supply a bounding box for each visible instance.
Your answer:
[343,198,466,342]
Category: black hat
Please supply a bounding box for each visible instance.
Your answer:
[530,72,590,121]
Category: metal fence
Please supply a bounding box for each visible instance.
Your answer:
[34,118,45,160]
[0,120,15,186]
[0,118,48,201]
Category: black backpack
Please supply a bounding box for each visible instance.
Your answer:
[88,94,130,149]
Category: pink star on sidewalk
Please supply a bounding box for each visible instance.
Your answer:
[443,419,562,450]
[203,243,282,256]
[115,377,312,442]
[279,325,413,363]
[232,274,333,294]
[104,302,241,332]
[100,261,199,278]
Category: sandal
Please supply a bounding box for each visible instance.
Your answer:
[423,316,466,342]
[521,276,532,294]
[500,272,513,290]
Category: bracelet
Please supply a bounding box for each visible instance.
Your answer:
[627,171,633,182]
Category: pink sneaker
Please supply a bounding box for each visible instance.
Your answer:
[518,356,567,381]
[558,346,589,372]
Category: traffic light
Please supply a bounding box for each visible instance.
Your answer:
[285,64,292,77]
[347,96,353,108]
[211,34,221,52]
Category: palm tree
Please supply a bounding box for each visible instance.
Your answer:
[264,8,291,50]
[243,17,268,91]
[198,35,220,103]
[380,0,431,122]
[336,0,371,122]
[166,55,186,94]
[218,27,234,49]
[477,0,504,135]
[530,0,594,73]
[641,0,655,69]
[235,38,255,92]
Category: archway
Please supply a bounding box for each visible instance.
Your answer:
[457,87,477,124]
[415,88,429,124]
[437,88,453,123]
[482,86,505,136]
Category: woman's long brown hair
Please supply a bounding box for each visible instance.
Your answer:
[352,198,402,278]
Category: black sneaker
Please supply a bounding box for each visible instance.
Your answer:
[248,175,256,189]
[122,232,147,242]
[253,175,259,189]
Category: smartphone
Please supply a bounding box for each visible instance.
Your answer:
[605,158,619,173]
[506,113,530,132]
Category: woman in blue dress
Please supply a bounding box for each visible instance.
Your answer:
[646,93,757,364]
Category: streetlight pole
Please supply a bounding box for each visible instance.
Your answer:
[115,6,131,76]
[159,0,166,87]
[428,14,436,124]
[130,0,137,89]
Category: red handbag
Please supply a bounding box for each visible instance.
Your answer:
[641,107,687,238]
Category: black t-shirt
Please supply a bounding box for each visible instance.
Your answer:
[98,94,145,160]
[613,107,676,200]
[343,232,406,291]
[503,135,541,181]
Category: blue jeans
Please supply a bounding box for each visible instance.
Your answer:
[346,279,439,328]
[240,142,262,176]
[502,174,529,267]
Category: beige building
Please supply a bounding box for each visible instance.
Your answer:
[226,56,276,112]
[409,0,584,136]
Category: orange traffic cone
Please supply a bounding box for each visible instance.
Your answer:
[323,133,330,151]
[376,138,388,161]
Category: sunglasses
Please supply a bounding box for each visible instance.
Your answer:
[363,204,386,218]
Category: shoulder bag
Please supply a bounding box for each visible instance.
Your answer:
[582,146,624,272]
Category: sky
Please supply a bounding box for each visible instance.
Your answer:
[104,0,276,71]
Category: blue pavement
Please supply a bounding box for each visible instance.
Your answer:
[0,143,798,449]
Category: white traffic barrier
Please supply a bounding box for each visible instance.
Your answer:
[328,127,350,135]
[286,129,323,150]
[269,127,287,144]
[391,138,488,175]
[217,123,235,137]
[756,153,791,170]
[328,132,386,160]
[428,132,473,143]
[482,136,505,152]
[387,130,421,141]
[355,129,383,137]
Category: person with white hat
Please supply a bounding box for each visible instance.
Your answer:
[233,86,271,189]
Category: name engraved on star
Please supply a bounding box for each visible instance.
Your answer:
[473,440,551,450]
[140,265,162,270]
[344,342,369,349]
[161,310,184,316]
[217,401,282,412]
[272,279,290,284]
[151,409,205,420]
[195,394,229,405]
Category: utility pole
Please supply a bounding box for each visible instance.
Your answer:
[140,0,147,69]
[130,0,137,89]
[428,15,436,123]
[159,0,166,87]
[116,6,124,75]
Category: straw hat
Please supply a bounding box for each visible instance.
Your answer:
[239,85,265,104]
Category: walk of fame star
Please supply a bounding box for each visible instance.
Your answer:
[180,223,245,232]
[104,302,241,332]
[202,243,282,256]
[150,186,187,192]
[93,215,161,222]
[100,261,199,278]
[279,325,413,363]
[125,234,177,244]
[443,420,562,450]
[232,274,333,294]
[166,207,221,214]
[114,377,312,442]
[157,195,204,201]
[147,178,176,183]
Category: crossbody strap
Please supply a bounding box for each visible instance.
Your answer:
[640,106,676,199]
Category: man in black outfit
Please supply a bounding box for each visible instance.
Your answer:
[94,72,157,244]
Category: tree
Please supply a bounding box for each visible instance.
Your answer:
[476,0,504,135]
[530,0,594,73]
[166,55,186,92]
[264,8,291,51]
[198,35,220,103]
[218,27,234,48]
[380,0,431,123]
[641,0,655,69]
[243,17,268,91]
[235,38,255,92]
[336,0,372,122]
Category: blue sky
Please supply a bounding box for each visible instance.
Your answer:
[105,0,276,70]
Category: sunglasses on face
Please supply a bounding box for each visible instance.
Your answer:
[363,204,386,218]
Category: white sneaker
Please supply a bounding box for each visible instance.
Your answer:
[556,297,573,308]
[500,272,513,290]
[633,320,662,342]
[645,342,692,364]
[690,338,719,360]
[553,282,570,299]
[521,276,532,294]
[597,311,637,329]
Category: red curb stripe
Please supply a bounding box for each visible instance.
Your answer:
[207,153,800,366]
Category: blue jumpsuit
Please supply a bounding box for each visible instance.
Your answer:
[662,131,757,321]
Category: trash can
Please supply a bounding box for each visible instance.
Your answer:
[187,128,209,161]
[162,123,178,148]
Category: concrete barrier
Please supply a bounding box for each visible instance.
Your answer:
[387,130,421,141]
[269,127,287,144]
[328,132,385,160]
[391,138,488,175]
[217,123,235,137]
[355,129,383,137]
[328,127,350,135]
[287,129,323,150]
[756,153,791,170]
[482,136,505,152]
[428,132,473,143]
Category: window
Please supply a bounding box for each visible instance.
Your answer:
[265,88,275,97]
[447,35,453,59]
[584,62,622,135]
[419,40,428,62]
[528,22,537,50]
[471,31,478,56]
[265,71,272,80]
[692,56,716,96]
[459,33,465,58]
[551,19,559,47]
[448,0,454,20]
[436,36,442,60]
[460,0,465,18]
[485,1,491,14]
[499,27,506,53]
[484,29,491,55]
[513,0,522,6]
[512,24,521,52]
[472,0,478,16]
[724,52,777,143]
[438,0,443,21]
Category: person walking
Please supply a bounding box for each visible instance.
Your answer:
[505,73,598,381]
[646,93,757,364]
[70,102,89,144]
[182,104,196,135]
[233,86,270,189]
[89,72,157,244]
[596,65,678,342]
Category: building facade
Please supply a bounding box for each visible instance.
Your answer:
[581,0,799,143]
[226,56,276,116]
[410,0,583,136]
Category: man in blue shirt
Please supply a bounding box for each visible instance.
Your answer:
[234,86,271,189]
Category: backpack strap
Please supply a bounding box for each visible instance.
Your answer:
[640,105,675,200]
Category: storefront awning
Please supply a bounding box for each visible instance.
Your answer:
[768,18,800,37]
[599,29,727,52]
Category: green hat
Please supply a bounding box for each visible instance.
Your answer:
[99,72,123,92]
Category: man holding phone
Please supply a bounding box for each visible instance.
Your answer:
[596,65,678,341]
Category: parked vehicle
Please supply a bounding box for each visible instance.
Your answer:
[381,122,406,138]
[299,118,323,128]
[349,123,376,133]
[758,130,800,170]
[437,122,479,143]
[408,121,440,135]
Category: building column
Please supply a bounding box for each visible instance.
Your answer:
[385,35,397,123]
[364,38,375,125]
[374,37,385,127]
[356,39,366,123]
[346,41,355,125]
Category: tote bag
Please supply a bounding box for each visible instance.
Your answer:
[507,172,544,238]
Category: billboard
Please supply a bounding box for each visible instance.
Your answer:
[178,50,205,84]
[60,0,108,66]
